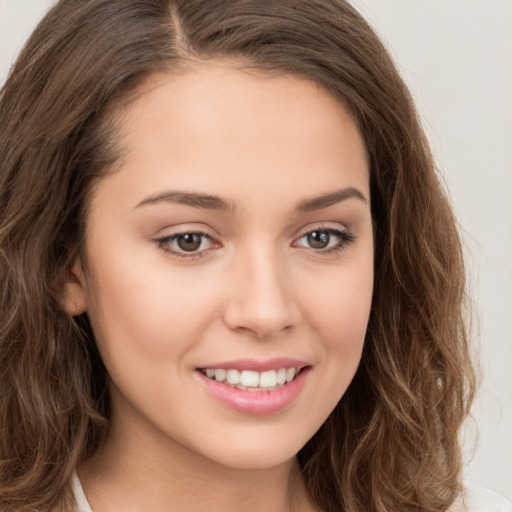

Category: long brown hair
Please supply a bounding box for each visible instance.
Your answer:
[0,1,475,511]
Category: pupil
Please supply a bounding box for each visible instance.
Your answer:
[307,231,330,249]
[177,233,202,252]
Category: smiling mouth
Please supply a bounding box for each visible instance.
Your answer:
[198,367,307,391]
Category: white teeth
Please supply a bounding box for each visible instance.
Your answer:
[202,366,303,389]
[259,370,277,388]
[286,368,296,383]
[226,369,240,385]
[240,370,259,387]
[214,369,226,382]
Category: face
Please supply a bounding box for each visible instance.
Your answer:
[65,61,374,470]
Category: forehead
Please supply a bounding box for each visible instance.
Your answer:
[91,61,369,214]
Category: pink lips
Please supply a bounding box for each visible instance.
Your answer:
[195,358,311,415]
[196,357,310,372]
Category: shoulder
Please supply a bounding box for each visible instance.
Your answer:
[448,488,512,512]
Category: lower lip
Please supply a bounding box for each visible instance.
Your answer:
[196,368,310,415]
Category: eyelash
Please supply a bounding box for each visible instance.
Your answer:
[155,231,217,261]
[155,226,356,260]
[294,227,356,254]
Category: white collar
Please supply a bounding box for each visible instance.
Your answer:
[71,472,94,512]
[69,474,511,512]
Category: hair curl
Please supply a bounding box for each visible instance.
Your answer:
[0,1,475,511]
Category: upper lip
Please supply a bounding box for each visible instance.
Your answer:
[196,358,311,372]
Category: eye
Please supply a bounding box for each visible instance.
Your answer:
[174,233,207,252]
[294,227,355,253]
[155,231,219,258]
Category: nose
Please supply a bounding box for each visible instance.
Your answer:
[223,246,302,339]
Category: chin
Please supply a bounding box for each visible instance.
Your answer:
[192,432,308,471]
[212,450,299,471]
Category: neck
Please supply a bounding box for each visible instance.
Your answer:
[77,413,315,512]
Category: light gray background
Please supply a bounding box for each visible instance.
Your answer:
[1,0,511,499]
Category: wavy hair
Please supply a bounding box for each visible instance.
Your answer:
[0,1,475,511]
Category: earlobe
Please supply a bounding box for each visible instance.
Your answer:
[60,262,88,316]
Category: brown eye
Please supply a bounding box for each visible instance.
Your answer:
[294,227,355,253]
[176,233,204,252]
[307,231,331,249]
[156,231,216,258]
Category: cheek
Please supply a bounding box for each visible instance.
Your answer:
[302,254,373,387]
[83,248,224,367]
[306,261,373,345]
[326,286,372,352]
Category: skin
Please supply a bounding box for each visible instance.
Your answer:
[63,61,374,512]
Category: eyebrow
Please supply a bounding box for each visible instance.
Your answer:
[295,187,368,212]
[134,186,367,213]
[135,191,235,212]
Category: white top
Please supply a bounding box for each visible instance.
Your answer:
[70,472,512,512]
[71,473,93,512]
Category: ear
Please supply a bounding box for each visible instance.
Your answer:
[60,261,88,316]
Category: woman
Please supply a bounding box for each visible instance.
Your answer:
[0,1,508,511]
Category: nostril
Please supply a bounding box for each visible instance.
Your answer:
[223,297,301,339]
